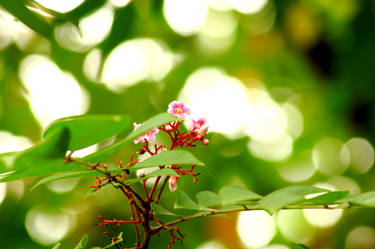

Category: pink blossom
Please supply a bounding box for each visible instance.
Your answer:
[133,122,159,144]
[169,175,180,192]
[189,118,206,131]
[168,101,190,119]
[190,118,209,137]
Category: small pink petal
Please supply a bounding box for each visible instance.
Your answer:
[169,175,179,192]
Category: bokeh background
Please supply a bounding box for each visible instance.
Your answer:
[1,0,375,248]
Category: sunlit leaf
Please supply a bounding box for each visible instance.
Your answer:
[51,243,61,249]
[260,185,327,214]
[131,150,204,170]
[219,185,261,205]
[302,191,349,205]
[43,114,130,151]
[345,191,375,207]
[74,234,88,249]
[196,191,222,208]
[84,113,179,162]
[151,203,177,216]
[174,190,200,210]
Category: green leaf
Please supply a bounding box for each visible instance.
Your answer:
[51,243,61,249]
[102,232,122,249]
[123,168,178,184]
[260,185,327,214]
[31,170,106,190]
[174,190,200,210]
[302,191,349,205]
[196,191,222,208]
[0,159,86,182]
[0,152,20,173]
[84,113,179,162]
[74,234,88,249]
[0,0,52,39]
[131,150,204,170]
[345,191,375,207]
[43,114,130,151]
[290,243,312,249]
[151,203,177,216]
[219,185,261,205]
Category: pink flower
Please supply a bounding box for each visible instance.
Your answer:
[189,118,206,131]
[190,118,209,137]
[168,101,190,119]
[133,122,159,144]
[169,175,180,192]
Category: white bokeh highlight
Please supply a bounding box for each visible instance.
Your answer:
[19,54,90,128]
[236,210,276,248]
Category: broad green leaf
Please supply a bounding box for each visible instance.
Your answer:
[174,190,200,210]
[301,191,349,205]
[43,115,130,151]
[131,150,204,170]
[102,232,122,249]
[260,185,327,214]
[345,191,375,207]
[290,243,312,249]
[0,159,86,182]
[219,185,261,205]
[123,168,178,184]
[84,113,179,162]
[74,234,88,249]
[14,128,70,171]
[0,0,52,39]
[51,243,61,249]
[196,191,222,208]
[31,170,106,190]
[151,203,177,216]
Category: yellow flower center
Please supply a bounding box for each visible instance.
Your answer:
[175,107,182,114]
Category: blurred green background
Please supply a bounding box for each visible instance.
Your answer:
[0,0,375,248]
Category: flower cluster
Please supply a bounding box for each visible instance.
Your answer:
[133,101,209,192]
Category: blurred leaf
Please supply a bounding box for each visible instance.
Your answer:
[43,114,130,151]
[131,150,204,170]
[51,243,61,249]
[196,191,222,208]
[219,185,261,205]
[31,170,105,190]
[74,234,88,249]
[102,232,122,249]
[345,191,375,207]
[151,203,177,216]
[290,243,312,249]
[301,191,349,205]
[174,190,200,210]
[0,0,52,39]
[260,186,327,214]
[84,113,179,162]
[64,0,106,25]
[0,151,20,173]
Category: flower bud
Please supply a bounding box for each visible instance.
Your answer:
[169,175,180,192]
[198,124,209,137]
[161,146,167,152]
[203,139,210,145]
[136,169,145,178]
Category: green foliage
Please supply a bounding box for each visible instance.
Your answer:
[43,114,130,151]
[290,243,312,249]
[74,234,89,249]
[132,150,204,169]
